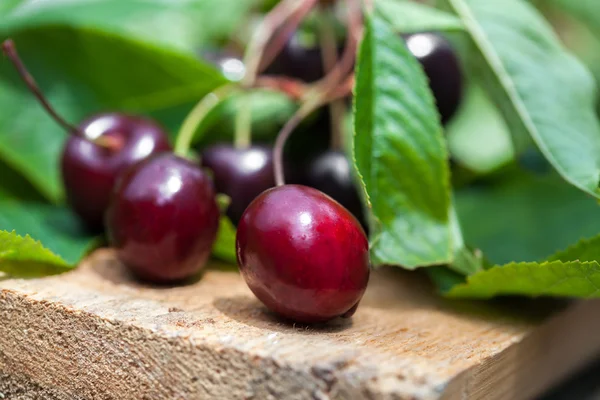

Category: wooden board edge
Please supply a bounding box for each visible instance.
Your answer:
[442,299,600,400]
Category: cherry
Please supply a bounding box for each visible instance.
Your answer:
[265,33,342,83]
[297,150,367,230]
[2,39,171,232]
[236,184,370,323]
[105,153,219,283]
[200,144,275,225]
[403,32,463,124]
[61,114,171,231]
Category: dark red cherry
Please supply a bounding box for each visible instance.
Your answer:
[403,32,463,124]
[297,150,367,231]
[106,153,219,283]
[265,33,343,83]
[61,113,171,232]
[236,185,370,323]
[200,144,275,225]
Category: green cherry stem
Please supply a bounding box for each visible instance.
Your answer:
[234,95,252,149]
[174,84,238,157]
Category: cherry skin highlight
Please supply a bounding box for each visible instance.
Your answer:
[201,144,275,225]
[61,113,171,232]
[299,150,367,231]
[201,50,246,81]
[403,32,463,124]
[105,153,219,283]
[236,185,370,323]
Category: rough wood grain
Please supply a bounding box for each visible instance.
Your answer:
[0,249,599,400]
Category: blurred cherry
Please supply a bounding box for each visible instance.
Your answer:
[403,32,463,124]
[201,144,275,225]
[297,150,367,231]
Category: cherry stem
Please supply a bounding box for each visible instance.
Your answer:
[273,0,362,186]
[174,84,238,157]
[1,39,80,136]
[1,39,123,151]
[235,0,317,152]
[273,100,322,186]
[317,6,345,151]
[272,72,354,186]
[255,76,307,100]
[305,0,360,100]
[241,0,318,88]
[258,0,317,74]
[234,95,252,149]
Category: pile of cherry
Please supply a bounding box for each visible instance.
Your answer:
[1,4,462,324]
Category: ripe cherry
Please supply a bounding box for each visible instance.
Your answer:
[403,32,463,124]
[200,144,275,225]
[297,150,367,231]
[236,185,370,323]
[61,114,171,231]
[106,153,219,283]
[2,39,171,232]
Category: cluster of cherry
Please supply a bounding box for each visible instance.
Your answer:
[1,4,462,324]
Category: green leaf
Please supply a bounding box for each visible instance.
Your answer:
[0,159,45,202]
[353,13,452,268]
[445,0,600,198]
[0,27,226,202]
[0,230,74,278]
[456,172,600,265]
[0,199,99,266]
[375,0,464,33]
[435,171,600,299]
[192,90,296,147]
[2,0,255,53]
[0,0,23,15]
[446,260,600,299]
[212,217,237,264]
[447,83,514,174]
[448,207,486,274]
[548,235,600,263]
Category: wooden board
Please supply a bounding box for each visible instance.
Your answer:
[1,249,600,400]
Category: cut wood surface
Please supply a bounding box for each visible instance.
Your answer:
[1,249,600,400]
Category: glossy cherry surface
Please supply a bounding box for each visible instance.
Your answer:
[61,113,171,232]
[201,144,275,225]
[106,153,219,283]
[298,150,367,230]
[236,184,370,323]
[403,32,463,124]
